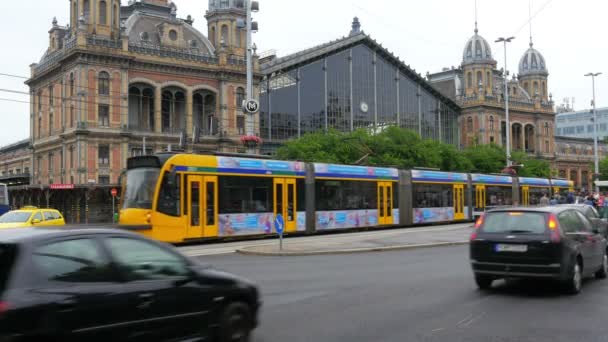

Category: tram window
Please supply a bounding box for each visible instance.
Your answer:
[219,176,272,214]
[413,184,453,208]
[206,182,215,226]
[528,187,550,205]
[486,186,512,206]
[157,173,181,217]
[315,180,377,211]
[297,179,305,212]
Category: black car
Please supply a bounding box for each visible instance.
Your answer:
[0,227,260,341]
[470,207,608,294]
[556,204,608,238]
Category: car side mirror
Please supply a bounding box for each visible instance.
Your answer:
[174,267,198,287]
[32,218,41,224]
[593,228,601,235]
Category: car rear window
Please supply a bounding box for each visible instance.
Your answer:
[0,244,17,293]
[482,212,548,234]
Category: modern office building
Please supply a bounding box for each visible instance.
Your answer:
[556,108,608,140]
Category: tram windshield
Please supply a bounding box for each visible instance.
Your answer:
[122,168,160,210]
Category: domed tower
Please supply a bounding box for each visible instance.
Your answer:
[518,41,549,102]
[70,0,121,37]
[461,24,497,97]
[205,0,246,54]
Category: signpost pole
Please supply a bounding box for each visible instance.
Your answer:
[112,196,115,223]
[275,214,285,252]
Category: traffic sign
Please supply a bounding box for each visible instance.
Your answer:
[274,214,285,235]
[111,188,118,197]
[243,99,259,114]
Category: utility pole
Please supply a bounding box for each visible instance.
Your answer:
[496,36,515,167]
[585,72,602,193]
[243,0,259,154]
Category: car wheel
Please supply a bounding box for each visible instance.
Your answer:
[565,261,582,294]
[596,252,608,279]
[474,274,493,290]
[218,302,253,342]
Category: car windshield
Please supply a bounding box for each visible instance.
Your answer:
[122,168,160,210]
[0,212,32,223]
[482,212,547,234]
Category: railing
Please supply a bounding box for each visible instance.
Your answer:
[87,36,122,49]
[129,42,219,64]
[228,56,247,66]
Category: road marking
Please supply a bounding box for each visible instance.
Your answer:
[456,314,474,326]
[431,328,445,333]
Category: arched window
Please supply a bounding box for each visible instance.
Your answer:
[486,71,491,87]
[524,82,529,95]
[476,71,483,88]
[210,26,216,47]
[542,82,547,98]
[467,117,473,132]
[533,81,539,96]
[544,122,549,136]
[467,72,472,89]
[69,73,74,97]
[83,0,90,19]
[489,116,494,132]
[236,87,245,109]
[99,0,107,25]
[221,25,229,46]
[98,71,110,96]
[545,140,550,153]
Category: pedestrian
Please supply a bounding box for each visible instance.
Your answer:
[540,193,550,207]
[549,196,558,206]
[567,192,575,204]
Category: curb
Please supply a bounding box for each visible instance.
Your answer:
[236,240,470,256]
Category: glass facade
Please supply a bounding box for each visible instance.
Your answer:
[260,42,460,146]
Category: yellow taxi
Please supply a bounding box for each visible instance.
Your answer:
[0,206,65,228]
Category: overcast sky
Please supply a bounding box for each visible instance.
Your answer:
[0,0,606,147]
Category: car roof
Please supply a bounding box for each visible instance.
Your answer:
[486,206,572,214]
[0,226,138,244]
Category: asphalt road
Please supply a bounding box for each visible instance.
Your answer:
[197,246,608,342]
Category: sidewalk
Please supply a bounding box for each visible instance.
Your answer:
[237,223,473,256]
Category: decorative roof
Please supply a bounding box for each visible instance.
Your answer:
[462,28,494,65]
[123,7,215,56]
[518,43,548,77]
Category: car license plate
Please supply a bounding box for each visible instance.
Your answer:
[495,244,528,253]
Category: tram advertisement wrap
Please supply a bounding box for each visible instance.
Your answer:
[219,212,306,236]
[413,207,469,223]
[315,210,399,230]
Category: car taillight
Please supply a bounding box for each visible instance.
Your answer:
[547,214,561,243]
[471,214,484,241]
[0,301,8,315]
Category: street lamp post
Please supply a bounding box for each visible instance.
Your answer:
[496,37,515,167]
[585,72,602,193]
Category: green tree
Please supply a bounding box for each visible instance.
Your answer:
[599,158,608,180]
[462,144,506,174]
[511,151,551,178]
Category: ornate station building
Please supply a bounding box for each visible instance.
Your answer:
[428,22,601,190]
[12,0,258,222]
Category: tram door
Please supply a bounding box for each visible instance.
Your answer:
[186,175,218,239]
[453,184,465,220]
[521,186,530,206]
[377,182,393,225]
[273,178,297,233]
[475,185,486,210]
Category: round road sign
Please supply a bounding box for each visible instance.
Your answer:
[111,188,118,197]
[244,99,260,114]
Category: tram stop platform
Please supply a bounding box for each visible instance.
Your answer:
[236,223,472,256]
